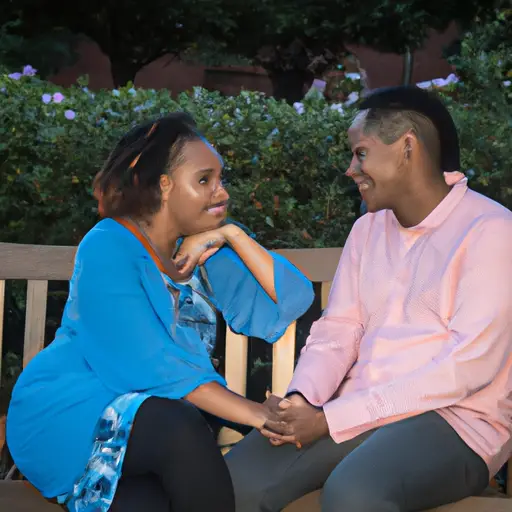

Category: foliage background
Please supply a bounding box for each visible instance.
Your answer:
[0,8,510,409]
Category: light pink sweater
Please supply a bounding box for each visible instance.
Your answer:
[288,173,512,477]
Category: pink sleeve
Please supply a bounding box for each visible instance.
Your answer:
[287,223,365,406]
[324,217,512,435]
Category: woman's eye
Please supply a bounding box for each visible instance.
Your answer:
[199,176,209,185]
[357,149,366,160]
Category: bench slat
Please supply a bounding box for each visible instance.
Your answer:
[275,248,342,283]
[321,281,332,310]
[23,280,48,368]
[272,322,296,396]
[0,243,76,281]
[225,328,249,396]
[0,280,4,377]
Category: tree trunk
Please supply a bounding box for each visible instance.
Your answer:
[268,69,313,104]
[401,47,414,86]
[110,58,139,88]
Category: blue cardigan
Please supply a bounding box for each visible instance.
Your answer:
[6,219,314,498]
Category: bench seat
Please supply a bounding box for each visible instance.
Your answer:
[1,481,511,512]
[284,488,512,512]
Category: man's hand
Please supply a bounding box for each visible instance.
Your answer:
[260,393,296,447]
[261,393,329,447]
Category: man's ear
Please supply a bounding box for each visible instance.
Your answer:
[403,132,417,161]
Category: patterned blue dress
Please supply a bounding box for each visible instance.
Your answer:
[58,272,217,511]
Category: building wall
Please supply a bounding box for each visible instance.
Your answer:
[48,23,459,93]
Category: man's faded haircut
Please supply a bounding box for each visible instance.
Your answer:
[357,86,460,173]
[360,108,441,171]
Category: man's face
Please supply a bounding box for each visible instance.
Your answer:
[346,115,409,213]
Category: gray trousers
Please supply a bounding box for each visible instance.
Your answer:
[225,411,489,512]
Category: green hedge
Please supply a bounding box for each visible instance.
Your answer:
[0,77,361,249]
[1,71,511,251]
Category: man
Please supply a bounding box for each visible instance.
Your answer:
[225,86,512,512]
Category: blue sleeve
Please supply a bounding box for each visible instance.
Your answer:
[203,247,314,342]
[68,227,225,399]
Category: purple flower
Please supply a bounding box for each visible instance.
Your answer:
[311,79,326,92]
[23,65,37,76]
[64,110,76,120]
[8,73,22,80]
[53,92,65,103]
[42,94,52,104]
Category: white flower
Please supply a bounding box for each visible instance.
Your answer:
[344,91,359,106]
[416,80,433,89]
[444,73,459,85]
[345,73,361,81]
[417,73,459,89]
[330,103,345,115]
[293,102,305,114]
[432,78,448,87]
[503,81,511,88]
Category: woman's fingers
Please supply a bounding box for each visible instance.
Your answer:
[174,254,189,271]
[198,247,220,265]
[260,428,299,448]
[263,419,294,436]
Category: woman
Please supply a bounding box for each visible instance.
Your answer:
[6,113,314,511]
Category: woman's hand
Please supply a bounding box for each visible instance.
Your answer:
[173,225,240,277]
[186,381,281,429]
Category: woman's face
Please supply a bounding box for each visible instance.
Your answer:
[164,139,229,235]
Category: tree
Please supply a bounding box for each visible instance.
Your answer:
[0,18,78,78]
[217,0,503,102]
[1,0,237,86]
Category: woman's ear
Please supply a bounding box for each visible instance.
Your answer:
[160,174,174,201]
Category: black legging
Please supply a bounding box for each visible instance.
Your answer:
[109,397,235,512]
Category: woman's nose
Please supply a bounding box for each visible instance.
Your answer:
[215,183,229,201]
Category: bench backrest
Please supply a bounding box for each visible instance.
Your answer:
[0,243,341,397]
[1,242,510,494]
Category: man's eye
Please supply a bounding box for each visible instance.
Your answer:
[357,150,366,160]
[199,176,209,184]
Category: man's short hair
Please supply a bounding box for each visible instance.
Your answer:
[360,108,441,171]
[358,86,460,172]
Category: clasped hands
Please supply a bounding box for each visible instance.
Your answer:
[260,392,329,448]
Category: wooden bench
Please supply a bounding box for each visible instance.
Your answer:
[0,242,510,512]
